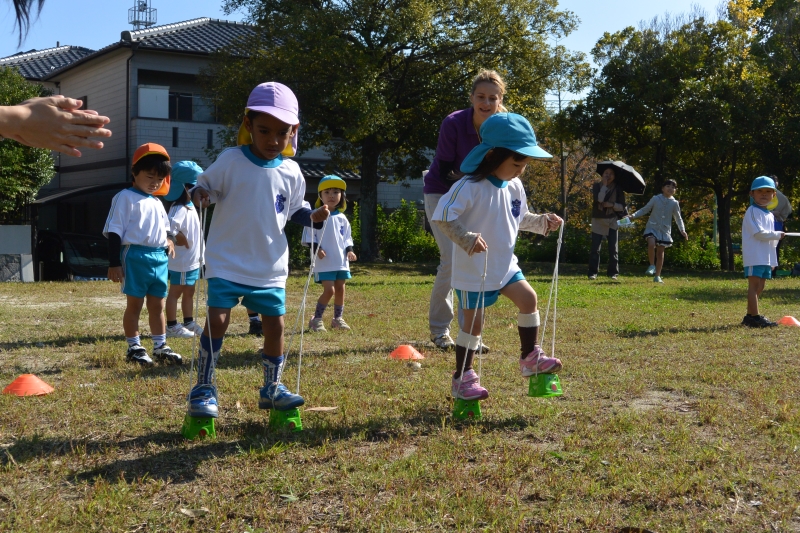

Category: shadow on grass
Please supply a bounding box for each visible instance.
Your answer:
[2,406,542,484]
[0,335,125,352]
[675,286,798,304]
[608,324,738,338]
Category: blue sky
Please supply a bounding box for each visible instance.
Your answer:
[1,0,724,80]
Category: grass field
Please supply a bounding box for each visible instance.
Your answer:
[1,263,799,532]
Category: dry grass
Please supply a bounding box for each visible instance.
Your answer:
[1,263,799,532]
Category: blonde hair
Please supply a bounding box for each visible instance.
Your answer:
[471,70,508,112]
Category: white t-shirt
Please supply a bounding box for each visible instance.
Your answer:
[103,187,170,248]
[301,211,353,272]
[168,201,203,272]
[742,205,781,267]
[432,176,528,291]
[196,146,310,288]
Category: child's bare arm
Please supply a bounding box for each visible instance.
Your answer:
[175,232,189,248]
[192,187,210,208]
[108,266,123,283]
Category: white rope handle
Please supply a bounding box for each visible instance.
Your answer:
[456,248,488,389]
[189,205,208,388]
[277,216,329,397]
[540,222,565,362]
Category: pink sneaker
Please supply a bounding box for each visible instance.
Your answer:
[451,369,489,400]
[519,345,562,376]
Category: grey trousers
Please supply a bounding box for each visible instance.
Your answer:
[588,229,619,277]
[424,193,465,337]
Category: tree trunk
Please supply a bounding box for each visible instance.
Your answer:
[359,134,381,261]
[717,193,735,271]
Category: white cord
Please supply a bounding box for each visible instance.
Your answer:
[456,249,488,391]
[540,223,565,369]
[276,217,329,398]
[189,206,208,389]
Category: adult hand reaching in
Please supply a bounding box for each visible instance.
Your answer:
[0,96,112,156]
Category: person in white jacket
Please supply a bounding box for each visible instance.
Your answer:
[741,176,784,328]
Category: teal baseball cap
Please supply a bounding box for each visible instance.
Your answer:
[315,175,347,211]
[165,161,203,201]
[459,113,553,174]
[750,176,776,191]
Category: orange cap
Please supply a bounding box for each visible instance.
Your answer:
[132,143,171,196]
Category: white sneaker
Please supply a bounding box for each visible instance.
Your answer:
[645,265,656,276]
[166,324,194,338]
[183,320,204,335]
[431,333,455,349]
[331,317,351,330]
[309,317,326,332]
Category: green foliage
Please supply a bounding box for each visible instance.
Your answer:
[567,12,782,270]
[350,200,438,263]
[206,0,589,259]
[0,67,55,222]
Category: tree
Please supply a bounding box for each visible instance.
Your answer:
[0,67,55,223]
[206,0,587,260]
[567,9,775,270]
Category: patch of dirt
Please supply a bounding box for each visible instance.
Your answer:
[626,390,696,414]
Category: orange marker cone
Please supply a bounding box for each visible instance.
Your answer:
[778,316,800,327]
[2,374,54,396]
[390,345,424,360]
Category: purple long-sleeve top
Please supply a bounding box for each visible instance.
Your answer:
[423,107,481,195]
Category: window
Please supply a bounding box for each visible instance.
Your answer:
[172,127,179,148]
[207,129,214,150]
[168,92,193,121]
[193,96,215,123]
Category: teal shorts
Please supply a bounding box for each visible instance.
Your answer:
[456,270,526,310]
[168,268,200,286]
[744,265,772,280]
[314,270,352,283]
[121,245,168,298]
[206,278,286,316]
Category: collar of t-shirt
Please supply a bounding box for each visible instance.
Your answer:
[241,145,284,168]
[487,176,509,189]
[127,186,153,198]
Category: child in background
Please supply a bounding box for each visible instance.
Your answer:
[303,175,357,332]
[741,176,784,328]
[104,143,183,367]
[431,113,563,402]
[622,179,687,283]
[188,82,329,420]
[165,161,205,338]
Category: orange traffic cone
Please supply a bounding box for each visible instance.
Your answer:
[778,316,800,327]
[2,374,54,396]
[390,345,425,360]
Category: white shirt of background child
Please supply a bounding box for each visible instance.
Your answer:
[103,188,170,248]
[196,147,310,288]
[301,211,353,273]
[742,205,781,268]
[168,201,203,272]
[432,176,529,291]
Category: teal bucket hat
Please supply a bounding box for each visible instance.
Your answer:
[459,113,553,174]
[750,176,776,191]
[165,161,203,201]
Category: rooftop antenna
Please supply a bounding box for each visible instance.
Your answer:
[128,0,157,31]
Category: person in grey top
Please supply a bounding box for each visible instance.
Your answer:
[770,176,792,274]
[623,179,687,283]
[589,168,626,279]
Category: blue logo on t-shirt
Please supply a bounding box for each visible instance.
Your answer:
[339,223,344,236]
[511,199,521,218]
[275,194,286,213]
